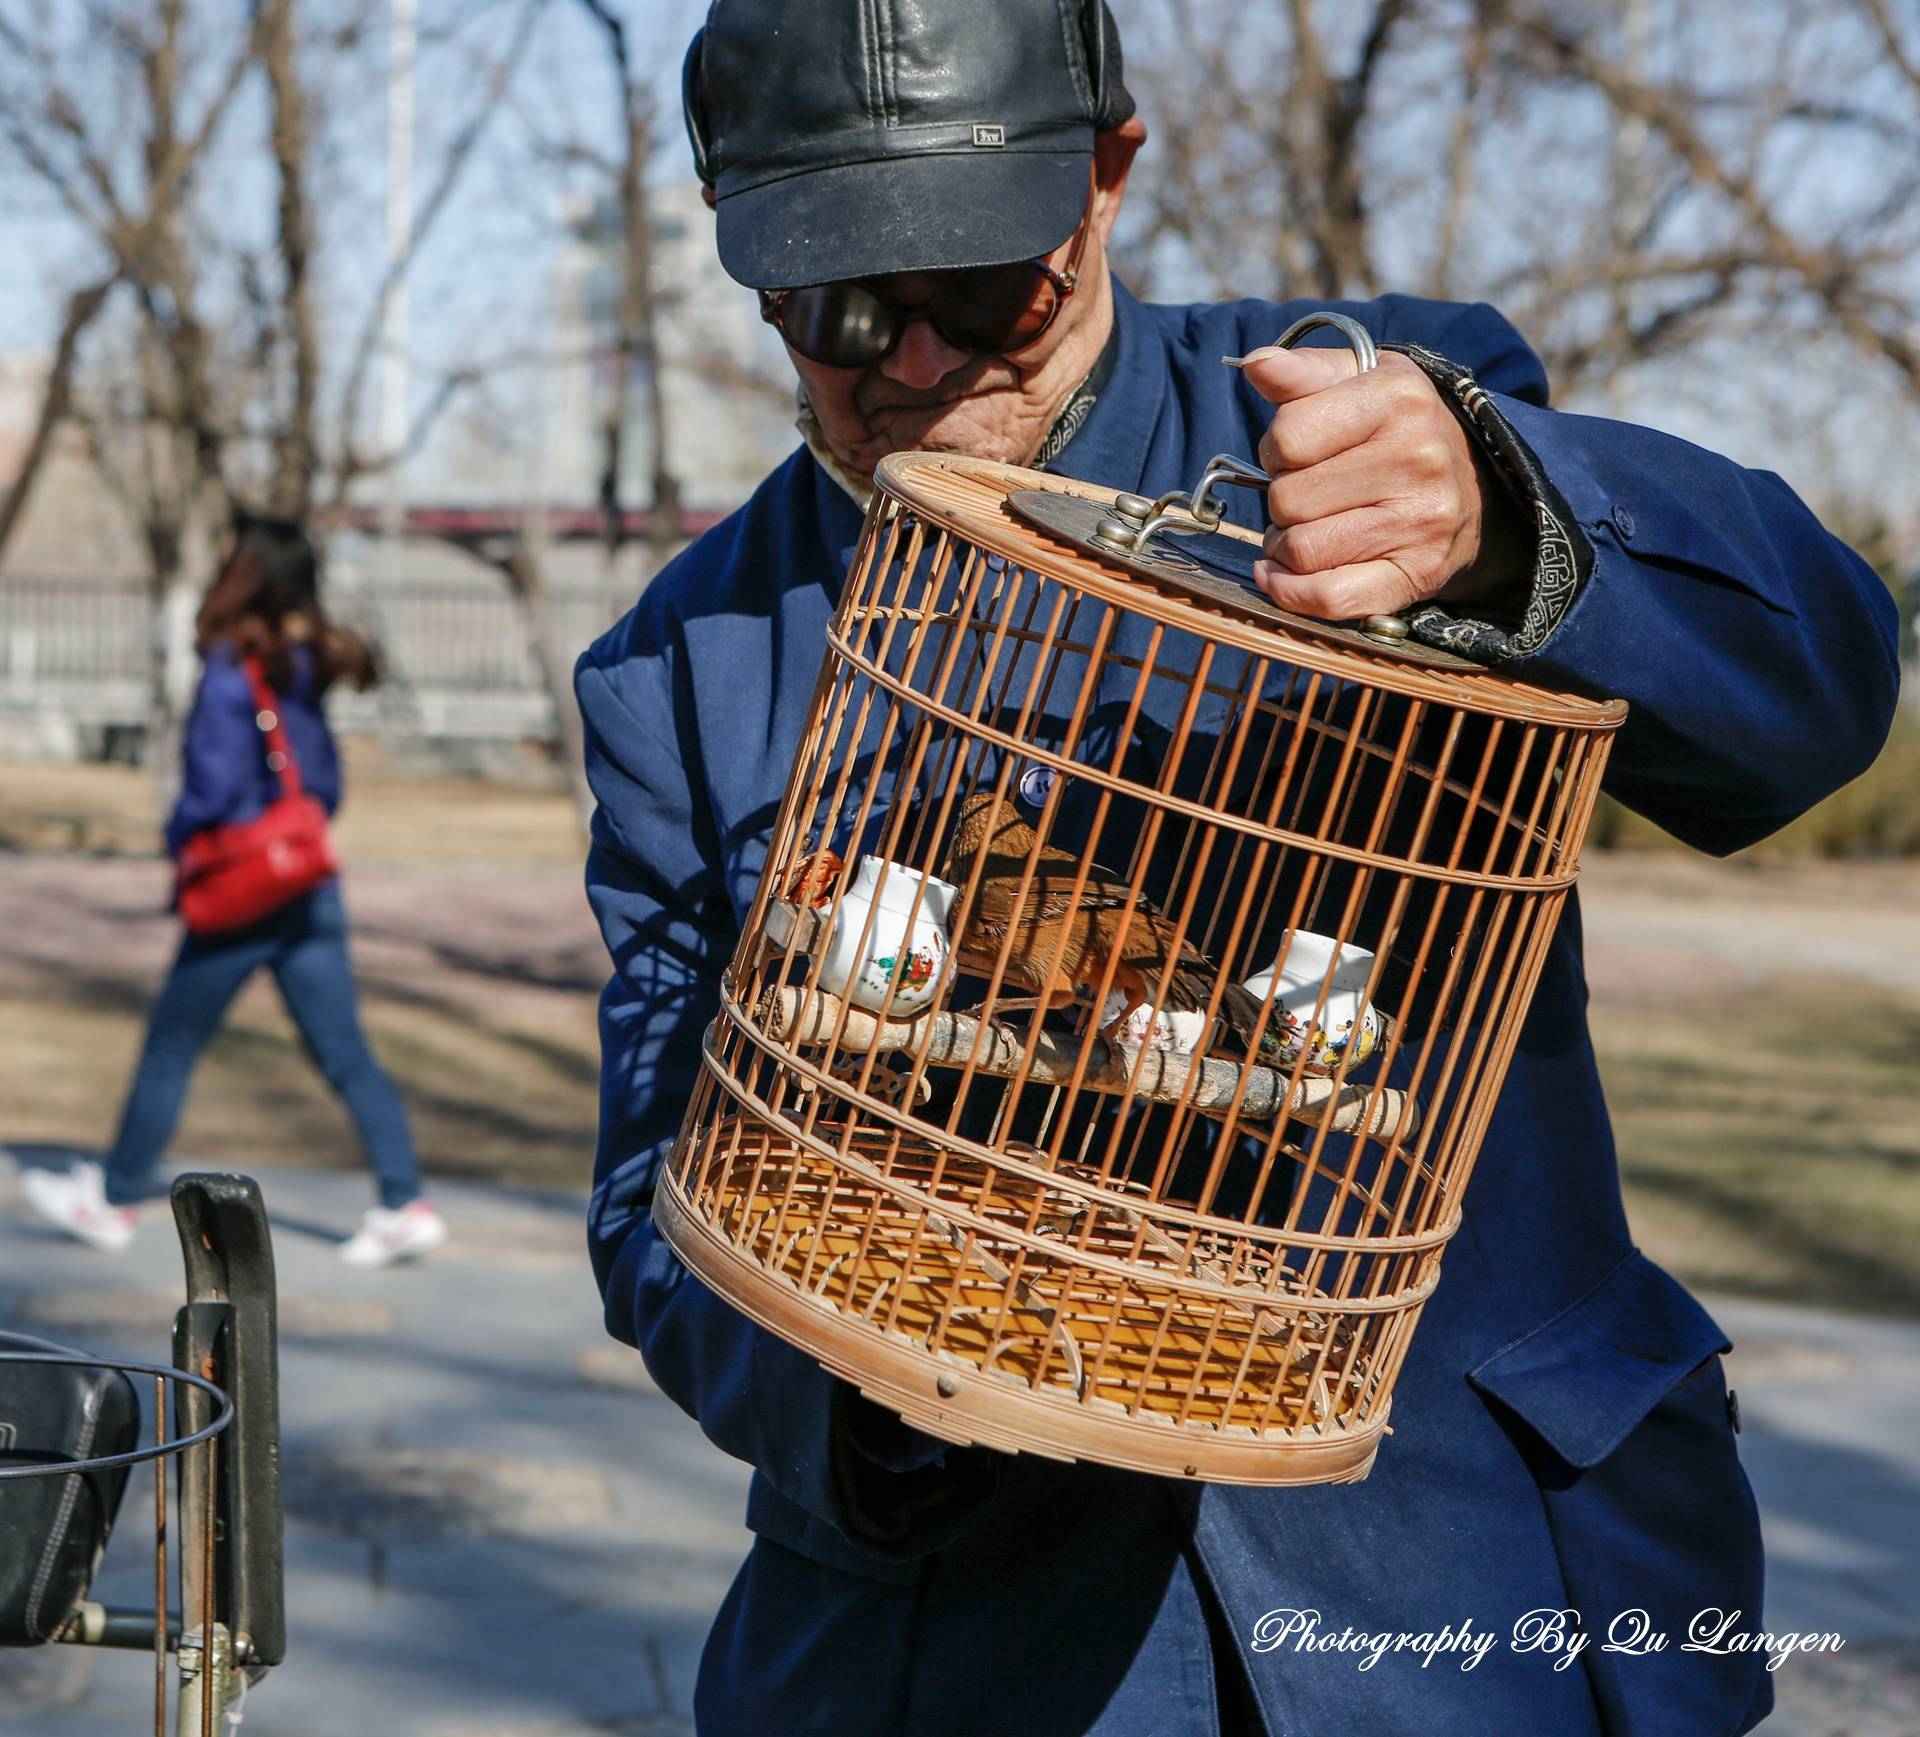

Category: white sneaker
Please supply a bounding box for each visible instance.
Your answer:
[339,1200,448,1268]
[20,1161,138,1253]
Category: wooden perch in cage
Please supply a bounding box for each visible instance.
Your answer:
[754,983,1419,1138]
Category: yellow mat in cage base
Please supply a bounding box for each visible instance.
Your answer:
[656,1130,1395,1484]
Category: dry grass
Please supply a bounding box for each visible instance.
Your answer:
[1593,985,1920,1318]
[0,740,585,864]
[0,907,605,1190]
[0,753,601,1191]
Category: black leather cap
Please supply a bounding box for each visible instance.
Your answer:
[685,0,1133,290]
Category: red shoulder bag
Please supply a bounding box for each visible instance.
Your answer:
[174,657,340,934]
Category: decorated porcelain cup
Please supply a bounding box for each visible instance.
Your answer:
[815,856,956,1016]
[1097,992,1209,1056]
[1242,931,1383,1073]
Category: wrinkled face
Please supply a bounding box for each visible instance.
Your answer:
[779,122,1145,482]
[789,258,1113,479]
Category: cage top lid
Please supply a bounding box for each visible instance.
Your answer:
[873,451,1626,731]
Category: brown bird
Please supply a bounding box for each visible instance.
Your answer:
[942,790,1270,1050]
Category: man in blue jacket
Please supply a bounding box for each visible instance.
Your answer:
[575,4,1900,1732]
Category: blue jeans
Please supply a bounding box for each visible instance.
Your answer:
[104,880,420,1209]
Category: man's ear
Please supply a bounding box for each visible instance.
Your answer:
[1090,115,1147,245]
[701,184,718,212]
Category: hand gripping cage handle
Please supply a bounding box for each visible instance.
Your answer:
[1088,311,1411,644]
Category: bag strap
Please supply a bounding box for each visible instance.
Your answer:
[240,656,304,800]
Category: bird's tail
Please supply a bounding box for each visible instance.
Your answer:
[1164,967,1285,1060]
[1215,979,1285,1058]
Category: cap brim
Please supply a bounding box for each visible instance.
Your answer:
[715,148,1092,290]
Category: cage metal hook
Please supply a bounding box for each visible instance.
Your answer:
[1092,311,1410,646]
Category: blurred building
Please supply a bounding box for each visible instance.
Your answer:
[551,178,797,513]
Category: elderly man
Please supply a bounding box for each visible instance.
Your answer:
[575,4,1898,1733]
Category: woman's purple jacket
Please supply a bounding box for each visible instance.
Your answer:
[574,284,1899,1736]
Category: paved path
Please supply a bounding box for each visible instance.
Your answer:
[0,1157,747,1735]
[2,1156,1914,1734]
[1706,1296,1920,1737]
[1578,852,1920,998]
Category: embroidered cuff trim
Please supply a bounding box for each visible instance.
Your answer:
[1381,342,1593,664]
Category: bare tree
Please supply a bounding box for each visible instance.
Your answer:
[0,0,558,803]
[259,0,322,519]
[0,1,257,574]
[465,0,691,830]
[324,0,548,512]
[0,0,551,537]
[0,0,263,768]
[1116,0,1920,445]
[436,519,598,824]
[572,0,682,569]
[0,274,116,559]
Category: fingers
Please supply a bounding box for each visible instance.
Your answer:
[1252,557,1421,621]
[1251,354,1440,475]
[1263,444,1400,526]
[1236,344,1361,407]
[1257,380,1393,473]
[1234,349,1472,622]
[1262,505,1406,578]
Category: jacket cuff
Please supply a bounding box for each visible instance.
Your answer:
[1381,341,1594,663]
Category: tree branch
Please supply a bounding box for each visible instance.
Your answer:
[0,273,118,565]
[1432,7,1487,297]
[259,0,321,517]
[1856,0,1920,107]
[1509,6,1920,390]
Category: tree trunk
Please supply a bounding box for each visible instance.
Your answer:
[506,546,595,834]
[259,0,320,517]
[147,566,199,827]
[0,277,116,571]
[577,0,682,600]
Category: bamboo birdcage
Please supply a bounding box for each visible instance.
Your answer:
[656,318,1624,1485]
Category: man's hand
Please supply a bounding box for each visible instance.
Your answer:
[1238,346,1529,621]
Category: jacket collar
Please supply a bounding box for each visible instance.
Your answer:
[1038,277,1163,498]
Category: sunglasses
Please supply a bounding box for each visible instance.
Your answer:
[759,181,1096,370]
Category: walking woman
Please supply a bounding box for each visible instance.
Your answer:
[23,515,447,1267]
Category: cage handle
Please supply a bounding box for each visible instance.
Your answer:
[1091,311,1411,645]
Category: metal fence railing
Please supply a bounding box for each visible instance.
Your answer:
[0,577,151,725]
[0,576,629,746]
[14,573,1913,744]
